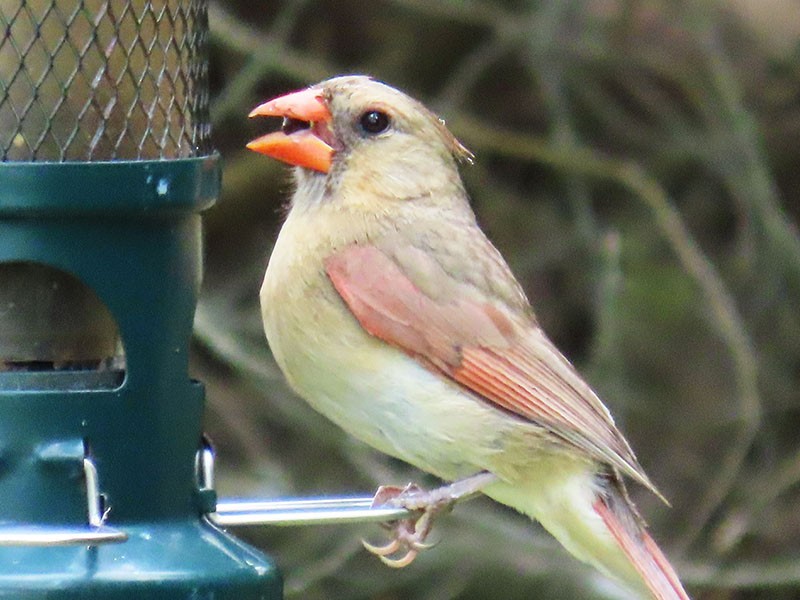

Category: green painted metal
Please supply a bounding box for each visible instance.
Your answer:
[0,158,282,598]
[0,158,219,215]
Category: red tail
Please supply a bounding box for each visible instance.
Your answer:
[594,498,690,600]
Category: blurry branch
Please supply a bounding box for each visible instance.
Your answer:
[684,556,800,589]
[194,300,325,442]
[712,444,800,555]
[617,161,761,554]
[744,445,800,521]
[284,532,364,597]
[194,302,285,385]
[209,1,331,124]
[701,25,800,295]
[385,0,518,31]
[447,113,761,554]
[432,36,519,113]
[587,231,628,400]
[523,2,598,249]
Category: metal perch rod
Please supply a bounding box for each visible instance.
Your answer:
[212,497,413,527]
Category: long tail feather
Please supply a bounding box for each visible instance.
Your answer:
[593,497,690,600]
[484,462,689,599]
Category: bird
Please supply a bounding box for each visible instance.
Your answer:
[247,75,689,599]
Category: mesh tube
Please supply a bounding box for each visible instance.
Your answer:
[0,0,212,161]
[0,0,214,368]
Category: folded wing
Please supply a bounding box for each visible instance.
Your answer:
[325,243,660,497]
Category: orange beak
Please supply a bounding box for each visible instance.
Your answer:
[247,87,334,173]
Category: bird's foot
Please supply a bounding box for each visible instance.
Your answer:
[362,483,451,568]
[362,472,498,568]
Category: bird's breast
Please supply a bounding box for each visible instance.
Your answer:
[259,208,527,481]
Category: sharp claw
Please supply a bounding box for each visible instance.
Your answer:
[379,549,418,568]
[362,538,400,556]
[410,539,436,551]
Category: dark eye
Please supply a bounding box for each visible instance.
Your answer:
[359,110,390,134]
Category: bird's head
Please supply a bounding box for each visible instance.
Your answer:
[248,75,472,203]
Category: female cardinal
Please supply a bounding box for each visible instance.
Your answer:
[247,75,689,599]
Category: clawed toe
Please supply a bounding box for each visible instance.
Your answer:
[378,548,418,568]
[361,538,400,556]
[363,531,428,568]
[362,533,436,556]
[409,538,436,551]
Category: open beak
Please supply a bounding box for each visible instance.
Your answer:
[247,87,334,173]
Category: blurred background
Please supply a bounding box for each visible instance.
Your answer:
[194,1,800,598]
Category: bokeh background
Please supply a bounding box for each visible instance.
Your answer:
[194,1,800,598]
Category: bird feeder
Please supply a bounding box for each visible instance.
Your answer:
[0,1,281,596]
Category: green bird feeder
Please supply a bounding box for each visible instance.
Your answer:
[0,0,282,596]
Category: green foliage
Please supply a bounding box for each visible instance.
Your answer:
[195,1,800,598]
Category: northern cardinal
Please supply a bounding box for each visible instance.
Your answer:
[248,75,689,599]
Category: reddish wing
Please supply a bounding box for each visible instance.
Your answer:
[325,244,659,494]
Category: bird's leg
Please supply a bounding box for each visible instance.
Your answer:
[362,471,497,567]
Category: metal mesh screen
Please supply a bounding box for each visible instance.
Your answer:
[0,0,212,161]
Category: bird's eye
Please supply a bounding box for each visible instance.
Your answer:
[359,110,390,135]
